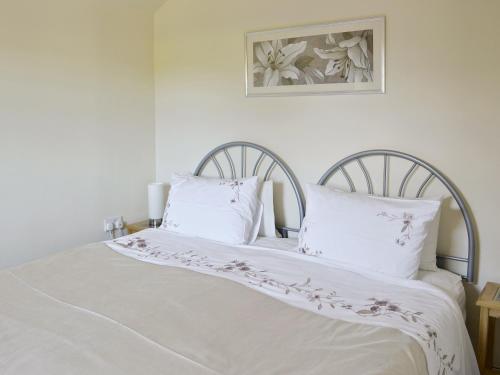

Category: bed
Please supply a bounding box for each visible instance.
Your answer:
[0,142,478,375]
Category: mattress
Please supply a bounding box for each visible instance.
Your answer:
[0,230,477,375]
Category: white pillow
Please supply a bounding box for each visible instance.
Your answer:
[298,184,442,279]
[370,194,442,272]
[258,181,277,238]
[418,200,441,271]
[162,174,262,245]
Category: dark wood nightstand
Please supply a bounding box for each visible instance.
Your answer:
[477,282,500,374]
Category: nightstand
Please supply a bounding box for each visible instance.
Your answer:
[126,220,155,235]
[477,282,500,374]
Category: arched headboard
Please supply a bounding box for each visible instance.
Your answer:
[318,150,476,282]
[194,142,305,237]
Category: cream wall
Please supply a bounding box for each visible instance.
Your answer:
[0,0,164,268]
[155,0,500,356]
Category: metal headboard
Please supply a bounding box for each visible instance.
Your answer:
[318,150,476,282]
[194,141,305,237]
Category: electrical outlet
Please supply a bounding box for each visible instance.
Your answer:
[114,217,124,230]
[104,216,121,233]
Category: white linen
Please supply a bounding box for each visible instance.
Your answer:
[258,180,277,238]
[251,237,466,317]
[298,184,441,279]
[107,229,478,375]
[418,269,466,318]
[161,173,262,245]
[251,236,298,252]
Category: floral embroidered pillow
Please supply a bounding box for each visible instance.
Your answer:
[298,184,441,279]
[370,194,443,272]
[161,174,262,245]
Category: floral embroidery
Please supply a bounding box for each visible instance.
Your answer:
[378,211,415,246]
[358,298,423,322]
[219,180,244,203]
[164,221,179,228]
[120,237,149,249]
[162,203,179,229]
[298,225,322,256]
[417,325,456,375]
[112,237,455,374]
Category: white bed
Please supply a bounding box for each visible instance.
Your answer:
[0,142,479,375]
[0,229,476,375]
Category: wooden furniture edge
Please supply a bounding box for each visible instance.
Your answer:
[478,283,500,309]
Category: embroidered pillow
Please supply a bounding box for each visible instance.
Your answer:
[298,184,441,279]
[161,174,262,245]
[371,194,443,272]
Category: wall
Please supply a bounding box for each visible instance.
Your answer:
[0,0,163,268]
[155,0,500,357]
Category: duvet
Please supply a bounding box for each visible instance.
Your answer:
[0,229,478,375]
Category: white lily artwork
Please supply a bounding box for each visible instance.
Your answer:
[314,31,373,83]
[253,40,307,87]
[246,17,385,96]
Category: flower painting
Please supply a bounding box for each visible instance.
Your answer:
[253,40,308,86]
[246,17,385,96]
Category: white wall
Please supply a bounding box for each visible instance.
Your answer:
[0,0,162,268]
[155,0,500,357]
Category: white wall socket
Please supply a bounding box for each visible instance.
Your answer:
[104,216,124,232]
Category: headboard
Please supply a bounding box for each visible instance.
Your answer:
[194,142,305,237]
[318,150,476,282]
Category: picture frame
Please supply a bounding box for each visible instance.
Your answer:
[245,17,385,97]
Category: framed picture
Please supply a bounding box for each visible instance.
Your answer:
[245,17,385,97]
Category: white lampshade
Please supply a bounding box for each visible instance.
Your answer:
[148,183,166,224]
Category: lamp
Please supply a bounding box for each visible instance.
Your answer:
[148,182,166,228]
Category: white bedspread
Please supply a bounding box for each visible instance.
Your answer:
[108,229,478,375]
[252,237,468,319]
